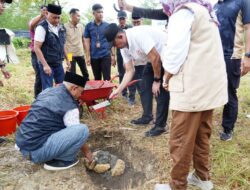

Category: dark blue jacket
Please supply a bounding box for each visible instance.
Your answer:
[40,20,66,66]
[16,84,78,151]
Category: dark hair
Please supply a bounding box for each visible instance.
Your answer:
[69,8,79,15]
[40,5,47,9]
[92,4,103,11]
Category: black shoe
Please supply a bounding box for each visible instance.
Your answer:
[130,117,153,125]
[128,99,135,106]
[44,159,79,171]
[0,137,6,144]
[145,127,167,137]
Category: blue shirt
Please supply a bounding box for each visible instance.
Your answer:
[84,21,111,59]
[214,0,250,59]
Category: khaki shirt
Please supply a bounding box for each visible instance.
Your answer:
[64,22,84,57]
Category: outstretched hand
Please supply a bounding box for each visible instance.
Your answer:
[109,89,119,100]
[2,70,11,79]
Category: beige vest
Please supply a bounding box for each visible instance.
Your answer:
[169,3,228,112]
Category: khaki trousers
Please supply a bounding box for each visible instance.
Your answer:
[169,110,213,190]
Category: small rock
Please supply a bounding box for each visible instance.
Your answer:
[111,159,125,176]
[94,164,111,173]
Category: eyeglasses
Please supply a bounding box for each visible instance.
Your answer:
[119,17,126,20]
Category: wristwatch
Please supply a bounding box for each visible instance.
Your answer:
[153,77,161,82]
[245,52,250,58]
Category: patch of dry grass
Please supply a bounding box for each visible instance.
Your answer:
[0,49,249,190]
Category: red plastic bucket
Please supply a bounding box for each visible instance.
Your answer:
[0,110,18,136]
[14,105,31,126]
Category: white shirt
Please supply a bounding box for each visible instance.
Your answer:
[34,20,60,43]
[121,25,168,66]
[63,108,80,127]
[0,28,19,64]
[162,9,194,74]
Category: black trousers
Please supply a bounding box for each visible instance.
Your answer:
[70,56,89,81]
[31,52,42,98]
[140,63,170,128]
[91,56,111,80]
[222,58,241,133]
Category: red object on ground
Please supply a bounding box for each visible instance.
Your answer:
[0,110,18,136]
[14,105,31,126]
[79,80,117,119]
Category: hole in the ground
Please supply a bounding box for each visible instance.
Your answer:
[87,130,158,190]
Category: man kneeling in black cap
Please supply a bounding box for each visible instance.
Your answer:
[15,72,93,171]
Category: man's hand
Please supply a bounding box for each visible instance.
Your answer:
[1,68,11,79]
[85,151,93,163]
[43,65,52,76]
[66,61,71,71]
[86,56,91,66]
[162,71,173,91]
[109,89,119,99]
[152,81,161,97]
[118,0,129,11]
[81,144,93,163]
[111,55,116,67]
[241,56,250,76]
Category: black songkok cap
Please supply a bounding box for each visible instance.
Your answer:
[5,0,12,3]
[47,4,62,15]
[92,3,103,11]
[64,72,87,88]
[132,12,142,20]
[104,23,122,43]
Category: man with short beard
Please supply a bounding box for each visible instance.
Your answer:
[34,4,69,90]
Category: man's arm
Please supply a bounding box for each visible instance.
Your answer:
[29,15,45,31]
[242,24,250,75]
[109,60,135,99]
[84,38,91,65]
[118,0,168,20]
[64,46,71,70]
[147,47,161,79]
[34,41,51,76]
[147,48,162,96]
[111,47,116,67]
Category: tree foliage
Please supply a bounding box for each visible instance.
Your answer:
[0,0,68,30]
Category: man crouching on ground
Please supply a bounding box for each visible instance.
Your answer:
[15,72,93,171]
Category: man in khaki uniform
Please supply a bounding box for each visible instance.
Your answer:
[65,8,89,81]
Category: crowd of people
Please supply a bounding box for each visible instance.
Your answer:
[1,0,250,189]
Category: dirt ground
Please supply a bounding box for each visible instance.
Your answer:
[0,100,171,190]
